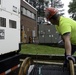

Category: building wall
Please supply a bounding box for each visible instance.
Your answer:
[21,0,37,43]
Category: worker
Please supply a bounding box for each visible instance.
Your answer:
[45,7,75,67]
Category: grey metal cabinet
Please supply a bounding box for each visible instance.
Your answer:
[38,24,61,44]
[39,35,45,43]
[44,34,52,43]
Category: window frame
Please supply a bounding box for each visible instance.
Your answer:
[9,19,17,29]
[0,17,6,27]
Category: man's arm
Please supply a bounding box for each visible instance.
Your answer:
[62,32,71,55]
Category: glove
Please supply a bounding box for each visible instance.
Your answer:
[63,55,75,71]
[64,55,75,66]
[63,60,68,72]
[66,55,75,63]
[63,60,68,68]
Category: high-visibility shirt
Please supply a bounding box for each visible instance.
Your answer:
[56,16,76,45]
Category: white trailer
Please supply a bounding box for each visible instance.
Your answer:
[0,0,21,74]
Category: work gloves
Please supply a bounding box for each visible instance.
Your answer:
[63,55,75,67]
[66,55,75,62]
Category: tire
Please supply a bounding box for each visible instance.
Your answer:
[18,57,32,75]
[68,60,75,75]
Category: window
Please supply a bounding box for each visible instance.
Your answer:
[0,17,6,27]
[31,13,34,19]
[27,10,32,17]
[31,13,36,19]
[0,29,5,39]
[21,7,36,20]
[22,8,27,15]
[9,20,16,29]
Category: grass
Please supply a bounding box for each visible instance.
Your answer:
[20,44,65,55]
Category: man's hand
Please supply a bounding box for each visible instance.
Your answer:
[66,55,75,63]
[63,55,75,67]
[63,55,75,72]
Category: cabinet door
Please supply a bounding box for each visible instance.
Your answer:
[39,35,45,43]
[44,34,51,43]
[51,33,61,43]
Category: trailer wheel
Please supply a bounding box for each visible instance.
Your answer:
[18,57,32,75]
[68,60,75,75]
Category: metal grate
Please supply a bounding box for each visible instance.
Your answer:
[28,64,70,75]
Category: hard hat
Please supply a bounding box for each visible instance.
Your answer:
[45,7,58,20]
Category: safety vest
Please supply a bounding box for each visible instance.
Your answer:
[56,16,76,45]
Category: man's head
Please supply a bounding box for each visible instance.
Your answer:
[45,7,60,25]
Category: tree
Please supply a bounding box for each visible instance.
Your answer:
[68,0,76,20]
[36,0,44,17]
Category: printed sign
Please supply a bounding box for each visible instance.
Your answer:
[0,29,5,39]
